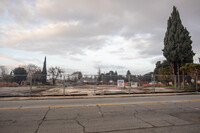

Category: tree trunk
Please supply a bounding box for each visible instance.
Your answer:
[53,79,56,86]
[177,64,180,88]
[182,71,185,89]
[170,63,175,85]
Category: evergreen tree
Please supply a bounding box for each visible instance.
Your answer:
[154,60,170,75]
[98,68,101,76]
[41,56,47,84]
[126,70,131,82]
[163,6,195,87]
[114,71,118,75]
[97,68,102,82]
[154,61,162,75]
[13,67,27,84]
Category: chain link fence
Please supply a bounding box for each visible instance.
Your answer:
[0,74,199,96]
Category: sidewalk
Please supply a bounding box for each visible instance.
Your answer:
[0,92,199,101]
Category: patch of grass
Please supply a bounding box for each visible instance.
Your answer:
[184,85,197,92]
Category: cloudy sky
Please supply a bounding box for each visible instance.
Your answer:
[0,0,200,75]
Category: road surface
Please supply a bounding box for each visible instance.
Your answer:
[0,95,200,133]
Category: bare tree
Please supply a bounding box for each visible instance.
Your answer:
[71,71,83,81]
[48,67,64,85]
[25,64,41,83]
[0,66,8,81]
[25,64,41,76]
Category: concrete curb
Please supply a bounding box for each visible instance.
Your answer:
[0,92,199,101]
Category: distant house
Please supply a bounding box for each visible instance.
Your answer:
[80,77,96,84]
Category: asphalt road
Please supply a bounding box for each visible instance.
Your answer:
[0,95,200,133]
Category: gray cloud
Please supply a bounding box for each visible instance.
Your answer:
[1,0,200,74]
[69,56,82,61]
[0,53,42,65]
[120,55,150,60]
[108,48,125,54]
[94,64,126,70]
[1,0,199,57]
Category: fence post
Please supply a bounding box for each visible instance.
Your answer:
[102,75,104,95]
[151,74,153,91]
[128,75,131,94]
[174,75,177,89]
[102,75,104,85]
[196,75,198,92]
[153,74,155,93]
[63,76,65,96]
[183,75,185,89]
[94,76,96,95]
[30,74,32,96]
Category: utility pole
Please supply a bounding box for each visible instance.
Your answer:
[63,75,65,96]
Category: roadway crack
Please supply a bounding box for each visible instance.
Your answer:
[75,119,86,133]
[34,107,50,133]
[164,120,175,126]
[97,105,104,118]
[133,110,155,128]
[74,114,86,133]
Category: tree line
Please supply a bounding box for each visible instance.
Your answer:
[0,57,64,86]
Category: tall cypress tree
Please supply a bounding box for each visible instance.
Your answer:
[163,6,195,87]
[41,56,47,84]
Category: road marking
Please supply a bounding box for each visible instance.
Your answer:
[0,99,200,110]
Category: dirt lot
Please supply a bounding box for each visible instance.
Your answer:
[0,85,186,97]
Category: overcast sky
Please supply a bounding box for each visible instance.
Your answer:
[0,0,200,75]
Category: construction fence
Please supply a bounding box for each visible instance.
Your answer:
[0,74,199,96]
